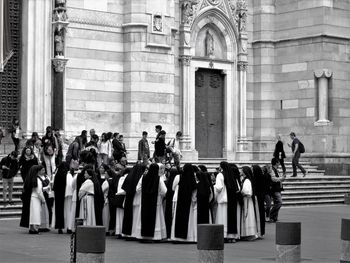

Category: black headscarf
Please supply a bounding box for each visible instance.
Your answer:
[75,164,93,217]
[165,167,179,238]
[252,165,265,196]
[174,163,197,239]
[85,169,104,226]
[220,161,239,234]
[20,165,44,228]
[242,166,255,195]
[141,163,160,237]
[121,164,146,235]
[53,161,70,229]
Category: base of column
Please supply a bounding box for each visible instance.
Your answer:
[314,120,333,127]
[181,149,199,162]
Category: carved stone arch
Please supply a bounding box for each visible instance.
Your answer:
[190,8,238,60]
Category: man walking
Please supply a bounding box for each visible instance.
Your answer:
[166,131,182,171]
[288,132,307,177]
[0,151,19,206]
[138,131,150,165]
[268,158,286,222]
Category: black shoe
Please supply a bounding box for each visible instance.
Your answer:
[29,230,39,234]
[58,229,63,234]
[66,229,72,234]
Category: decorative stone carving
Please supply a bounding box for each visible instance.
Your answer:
[314,69,333,79]
[228,0,236,15]
[236,0,247,32]
[237,61,248,71]
[52,0,69,72]
[208,0,221,5]
[153,14,163,32]
[181,0,199,26]
[179,55,192,66]
[52,58,68,73]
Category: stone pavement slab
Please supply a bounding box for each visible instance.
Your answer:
[0,205,349,263]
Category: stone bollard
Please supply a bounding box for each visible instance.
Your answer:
[340,218,350,263]
[276,222,301,263]
[197,224,224,263]
[344,194,350,205]
[76,226,106,263]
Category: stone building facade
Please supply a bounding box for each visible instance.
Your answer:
[1,0,349,173]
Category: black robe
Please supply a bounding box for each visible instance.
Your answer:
[107,169,121,231]
[121,164,144,235]
[196,172,212,224]
[164,168,177,238]
[140,164,159,237]
[19,186,31,228]
[19,156,38,183]
[174,164,196,239]
[53,162,70,229]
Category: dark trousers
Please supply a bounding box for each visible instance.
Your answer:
[12,137,19,152]
[269,192,282,221]
[278,158,286,174]
[264,194,271,218]
[257,194,266,236]
[292,152,306,177]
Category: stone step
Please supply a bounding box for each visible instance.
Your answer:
[283,189,349,195]
[283,194,345,201]
[0,204,22,210]
[283,185,350,191]
[0,210,22,219]
[283,199,345,207]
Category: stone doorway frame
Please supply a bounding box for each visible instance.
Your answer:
[191,59,237,160]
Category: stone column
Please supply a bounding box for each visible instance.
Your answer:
[314,69,332,126]
[178,0,199,161]
[238,61,247,139]
[21,0,52,136]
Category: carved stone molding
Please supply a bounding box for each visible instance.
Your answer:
[314,69,333,79]
[179,55,192,66]
[237,61,248,71]
[52,58,68,72]
[236,0,247,32]
[69,7,122,28]
[208,0,221,6]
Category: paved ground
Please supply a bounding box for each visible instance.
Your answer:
[0,205,349,263]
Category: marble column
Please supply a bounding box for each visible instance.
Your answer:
[314,69,332,126]
[21,0,52,137]
[179,55,197,160]
[238,61,247,139]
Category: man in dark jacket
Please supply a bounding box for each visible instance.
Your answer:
[154,130,166,163]
[268,158,286,222]
[138,131,150,165]
[0,151,19,206]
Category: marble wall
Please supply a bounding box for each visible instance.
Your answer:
[247,0,350,173]
[64,0,180,159]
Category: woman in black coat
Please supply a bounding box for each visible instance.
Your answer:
[18,146,38,183]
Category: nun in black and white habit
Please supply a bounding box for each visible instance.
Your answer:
[171,163,197,242]
[134,163,167,240]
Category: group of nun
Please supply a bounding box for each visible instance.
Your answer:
[19,155,265,242]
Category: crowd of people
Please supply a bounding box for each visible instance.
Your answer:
[0,124,301,243]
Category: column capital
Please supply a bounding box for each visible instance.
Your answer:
[237,61,248,71]
[52,57,68,72]
[179,55,192,66]
[314,69,332,78]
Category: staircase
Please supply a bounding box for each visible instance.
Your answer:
[0,176,23,219]
[185,159,350,207]
[1,159,349,220]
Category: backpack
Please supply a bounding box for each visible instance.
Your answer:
[299,141,305,153]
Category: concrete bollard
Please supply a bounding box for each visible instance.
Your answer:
[340,219,350,263]
[276,222,301,263]
[76,226,106,263]
[344,194,350,205]
[197,224,224,263]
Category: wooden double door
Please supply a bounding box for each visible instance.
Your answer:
[195,68,224,158]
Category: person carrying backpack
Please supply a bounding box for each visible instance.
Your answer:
[288,132,307,177]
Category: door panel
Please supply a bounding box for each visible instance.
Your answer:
[195,69,224,158]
